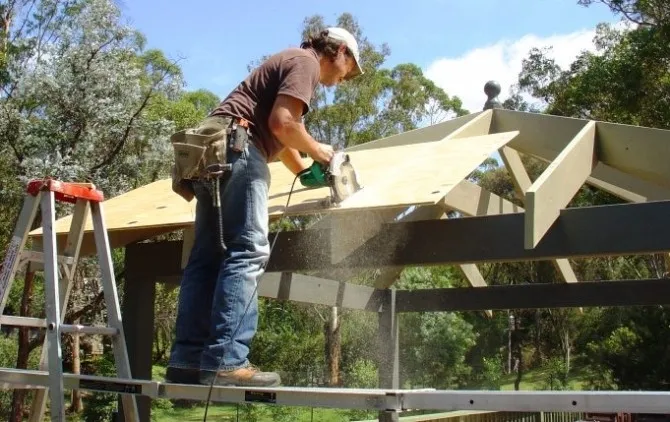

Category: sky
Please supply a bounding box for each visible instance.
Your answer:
[118,0,621,114]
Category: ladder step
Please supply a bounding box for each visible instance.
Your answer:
[20,250,75,265]
[0,316,118,335]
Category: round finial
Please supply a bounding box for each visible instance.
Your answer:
[483,80,502,110]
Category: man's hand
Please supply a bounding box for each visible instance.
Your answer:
[311,143,334,165]
[268,94,334,165]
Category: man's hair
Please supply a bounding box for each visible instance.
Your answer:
[300,30,350,60]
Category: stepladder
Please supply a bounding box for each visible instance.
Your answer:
[0,178,139,422]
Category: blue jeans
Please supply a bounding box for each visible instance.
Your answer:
[168,141,270,372]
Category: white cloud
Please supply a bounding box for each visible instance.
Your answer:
[424,28,601,113]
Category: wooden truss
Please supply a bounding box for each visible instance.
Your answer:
[26,108,670,421]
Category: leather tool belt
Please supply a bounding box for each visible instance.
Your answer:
[169,115,251,201]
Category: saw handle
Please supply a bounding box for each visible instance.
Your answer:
[298,161,329,188]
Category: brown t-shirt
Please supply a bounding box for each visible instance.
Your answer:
[209,47,320,162]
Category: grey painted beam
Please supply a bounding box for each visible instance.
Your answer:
[265,200,670,271]
[259,272,384,312]
[131,200,670,275]
[395,279,670,312]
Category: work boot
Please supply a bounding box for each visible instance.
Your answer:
[165,366,200,385]
[199,364,281,387]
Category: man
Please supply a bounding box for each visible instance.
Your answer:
[166,27,364,387]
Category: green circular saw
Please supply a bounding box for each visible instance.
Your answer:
[299,151,362,204]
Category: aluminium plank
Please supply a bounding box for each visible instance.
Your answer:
[402,390,670,414]
[2,368,669,415]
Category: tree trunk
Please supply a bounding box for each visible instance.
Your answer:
[10,269,35,422]
[69,318,83,413]
[564,328,571,374]
[513,315,523,391]
[325,306,341,386]
[534,309,543,366]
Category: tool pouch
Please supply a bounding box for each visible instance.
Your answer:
[169,116,234,201]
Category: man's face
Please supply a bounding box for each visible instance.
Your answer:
[320,45,357,87]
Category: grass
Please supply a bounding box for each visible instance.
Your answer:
[149,364,593,421]
[499,365,590,391]
[150,364,373,421]
[152,404,357,422]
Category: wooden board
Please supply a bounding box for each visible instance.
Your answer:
[596,121,670,189]
[33,130,518,239]
[525,121,596,248]
[269,131,519,215]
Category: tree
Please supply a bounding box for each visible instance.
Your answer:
[515,21,669,128]
[0,0,185,417]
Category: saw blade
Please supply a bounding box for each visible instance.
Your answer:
[330,160,362,203]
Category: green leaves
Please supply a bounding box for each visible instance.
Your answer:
[301,13,464,149]
[516,19,670,128]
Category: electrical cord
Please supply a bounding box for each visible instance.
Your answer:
[203,172,302,421]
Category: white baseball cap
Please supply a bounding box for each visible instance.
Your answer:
[325,27,364,80]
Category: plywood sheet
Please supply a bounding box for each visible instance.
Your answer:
[328,131,519,212]
[31,178,197,238]
[32,130,518,238]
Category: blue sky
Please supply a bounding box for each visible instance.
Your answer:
[119,0,619,112]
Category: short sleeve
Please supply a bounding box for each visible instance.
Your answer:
[277,55,320,115]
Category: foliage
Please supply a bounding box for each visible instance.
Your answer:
[80,351,118,421]
[0,333,41,419]
[250,299,326,386]
[300,13,466,149]
[515,20,670,128]
[396,267,478,388]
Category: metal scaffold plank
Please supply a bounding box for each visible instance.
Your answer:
[401,390,670,414]
[3,368,670,414]
[160,383,404,410]
[0,368,159,398]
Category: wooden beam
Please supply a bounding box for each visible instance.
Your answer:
[346,111,487,152]
[492,108,670,203]
[525,121,597,248]
[499,146,532,202]
[395,278,670,312]
[258,272,384,312]
[494,109,590,163]
[443,180,522,216]
[589,162,670,202]
[596,121,670,189]
[265,200,670,272]
[328,210,400,264]
[156,271,384,311]
[135,200,670,276]
[366,205,502,318]
[498,147,580,285]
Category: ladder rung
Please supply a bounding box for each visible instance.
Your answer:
[21,250,75,265]
[0,316,118,336]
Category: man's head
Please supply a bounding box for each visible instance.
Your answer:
[301,27,364,86]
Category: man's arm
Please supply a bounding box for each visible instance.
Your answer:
[277,146,307,175]
[268,94,333,165]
